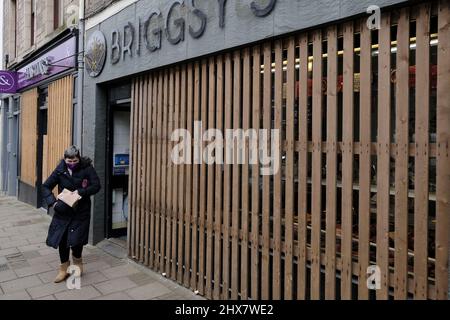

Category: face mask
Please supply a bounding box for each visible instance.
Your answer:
[66,163,78,171]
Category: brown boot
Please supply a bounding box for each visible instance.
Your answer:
[54,261,70,283]
[72,256,83,275]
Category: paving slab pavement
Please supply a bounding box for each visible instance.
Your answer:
[0,196,203,300]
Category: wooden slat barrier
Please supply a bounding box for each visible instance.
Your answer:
[20,88,38,187]
[128,2,449,300]
[43,76,74,193]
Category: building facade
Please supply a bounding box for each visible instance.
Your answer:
[82,0,450,300]
[1,0,80,205]
[1,0,449,300]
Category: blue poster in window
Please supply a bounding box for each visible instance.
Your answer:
[114,154,129,167]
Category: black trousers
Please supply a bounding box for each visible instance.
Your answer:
[58,228,83,263]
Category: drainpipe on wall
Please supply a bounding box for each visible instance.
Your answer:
[76,0,85,152]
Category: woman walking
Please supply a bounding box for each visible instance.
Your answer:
[41,146,101,283]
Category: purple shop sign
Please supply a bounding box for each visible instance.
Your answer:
[17,37,76,90]
[0,71,18,93]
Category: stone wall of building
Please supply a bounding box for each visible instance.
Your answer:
[3,0,79,68]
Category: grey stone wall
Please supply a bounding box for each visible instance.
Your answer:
[85,0,122,18]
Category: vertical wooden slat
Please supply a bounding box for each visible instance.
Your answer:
[414,4,430,299]
[326,25,338,300]
[231,50,241,300]
[172,67,180,280]
[414,4,430,300]
[311,29,323,300]
[139,75,148,263]
[150,74,159,268]
[261,42,272,300]
[177,65,186,283]
[284,37,296,300]
[191,62,200,290]
[298,33,309,300]
[155,72,163,271]
[241,48,251,300]
[206,57,216,299]
[206,58,217,299]
[198,59,208,295]
[222,53,232,299]
[135,76,143,261]
[273,39,283,300]
[160,71,168,273]
[251,45,261,300]
[358,18,372,300]
[166,69,174,277]
[341,22,354,300]
[139,76,146,262]
[140,75,149,264]
[184,64,193,287]
[436,0,450,300]
[376,14,392,300]
[145,74,154,267]
[214,55,224,300]
[394,8,410,300]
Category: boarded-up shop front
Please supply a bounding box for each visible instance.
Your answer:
[127,2,450,300]
[16,35,77,208]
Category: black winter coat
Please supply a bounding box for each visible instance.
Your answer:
[42,158,101,249]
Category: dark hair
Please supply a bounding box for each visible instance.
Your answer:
[64,145,81,159]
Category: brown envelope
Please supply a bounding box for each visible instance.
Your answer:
[57,189,82,208]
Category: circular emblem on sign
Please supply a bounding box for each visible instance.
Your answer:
[0,72,16,93]
[85,31,107,78]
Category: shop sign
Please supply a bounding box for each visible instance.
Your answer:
[17,37,77,90]
[85,31,107,78]
[86,0,277,77]
[0,71,18,94]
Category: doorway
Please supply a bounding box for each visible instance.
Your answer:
[106,84,131,239]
